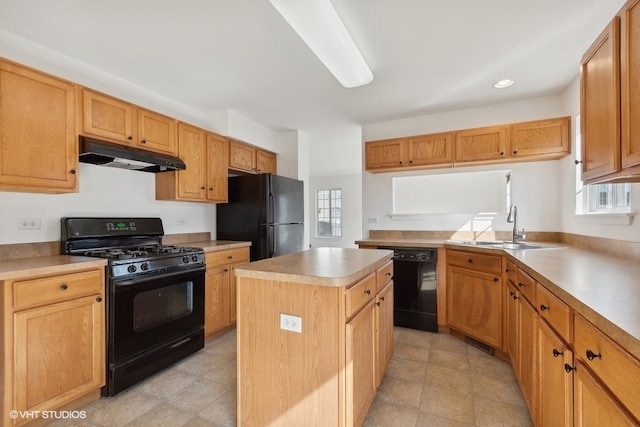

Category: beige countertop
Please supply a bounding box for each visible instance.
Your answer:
[234,247,393,286]
[358,237,640,360]
[0,256,107,281]
[188,240,251,252]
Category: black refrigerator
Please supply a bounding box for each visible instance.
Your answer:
[216,174,304,261]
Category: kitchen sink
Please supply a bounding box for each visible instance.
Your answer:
[501,242,552,250]
[449,240,553,250]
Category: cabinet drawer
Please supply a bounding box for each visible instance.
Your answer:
[346,273,375,318]
[447,250,502,274]
[206,248,249,267]
[505,259,517,285]
[516,268,537,305]
[574,314,640,421]
[13,269,103,310]
[376,260,393,293]
[537,284,573,344]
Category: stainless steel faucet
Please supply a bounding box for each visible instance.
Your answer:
[507,204,526,243]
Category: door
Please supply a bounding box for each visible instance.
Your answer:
[262,223,304,259]
[267,174,304,224]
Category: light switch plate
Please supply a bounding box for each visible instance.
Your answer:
[280,313,302,333]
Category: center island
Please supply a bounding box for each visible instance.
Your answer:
[234,247,394,427]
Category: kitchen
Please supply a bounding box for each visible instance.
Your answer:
[1,0,640,426]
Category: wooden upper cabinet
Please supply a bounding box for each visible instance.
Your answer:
[0,60,78,193]
[80,88,178,156]
[256,149,276,174]
[365,138,406,170]
[137,108,177,155]
[407,132,454,166]
[510,117,570,158]
[621,0,640,171]
[81,89,137,143]
[580,18,622,183]
[454,125,507,163]
[206,132,229,203]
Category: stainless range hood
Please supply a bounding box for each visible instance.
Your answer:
[79,136,186,173]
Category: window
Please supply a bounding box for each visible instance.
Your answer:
[316,189,342,237]
[575,116,632,214]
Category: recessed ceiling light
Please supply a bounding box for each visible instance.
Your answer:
[494,79,514,89]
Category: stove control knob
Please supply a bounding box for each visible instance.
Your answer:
[127,265,137,273]
[191,255,199,262]
[140,262,149,271]
[182,256,190,264]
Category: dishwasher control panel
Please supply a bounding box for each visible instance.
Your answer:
[380,247,436,262]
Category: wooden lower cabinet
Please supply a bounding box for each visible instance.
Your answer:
[1,267,105,426]
[518,297,536,416]
[204,247,249,336]
[375,281,394,386]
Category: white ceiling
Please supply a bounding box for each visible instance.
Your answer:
[0,0,627,132]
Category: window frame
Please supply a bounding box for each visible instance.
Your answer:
[315,188,342,238]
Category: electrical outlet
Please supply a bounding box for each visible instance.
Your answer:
[18,218,41,230]
[280,313,302,333]
[176,218,187,226]
[367,217,378,224]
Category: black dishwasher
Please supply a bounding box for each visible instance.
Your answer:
[380,247,438,332]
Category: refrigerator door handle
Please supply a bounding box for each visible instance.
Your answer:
[269,192,275,225]
[268,225,276,258]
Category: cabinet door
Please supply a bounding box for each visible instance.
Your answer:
[536,318,573,427]
[256,150,277,174]
[82,89,136,143]
[177,123,207,200]
[346,300,376,427]
[621,0,640,170]
[138,108,177,155]
[580,18,621,182]
[509,117,570,158]
[205,265,230,335]
[375,281,394,386]
[407,132,453,166]
[506,284,519,366]
[229,140,256,172]
[206,133,229,202]
[0,61,77,193]
[574,360,637,426]
[518,298,536,417]
[447,266,502,348]
[365,138,407,170]
[454,126,507,162]
[13,295,104,414]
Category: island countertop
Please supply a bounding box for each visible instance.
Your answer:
[234,247,393,286]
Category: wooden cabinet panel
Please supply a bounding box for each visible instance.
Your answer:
[13,269,103,310]
[256,149,276,174]
[447,249,502,274]
[82,89,136,143]
[516,268,537,306]
[365,138,406,170]
[0,60,77,193]
[536,318,573,427]
[506,283,519,365]
[537,284,573,345]
[574,360,638,426]
[176,123,207,200]
[518,298,536,416]
[205,265,230,335]
[229,140,256,172]
[345,273,375,318]
[375,281,394,386]
[407,132,454,166]
[621,0,640,170]
[206,133,229,203]
[454,125,507,162]
[138,108,177,155]
[510,117,570,158]
[375,260,393,293]
[447,265,502,348]
[346,299,376,427]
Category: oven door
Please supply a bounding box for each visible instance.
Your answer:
[109,265,205,363]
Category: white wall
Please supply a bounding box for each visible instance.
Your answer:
[361,95,567,238]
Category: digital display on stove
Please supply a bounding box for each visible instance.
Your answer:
[105,221,137,232]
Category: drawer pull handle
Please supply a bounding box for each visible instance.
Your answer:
[493,277,499,282]
[518,281,525,288]
[467,258,473,263]
[540,304,549,312]
[505,268,512,273]
[96,297,103,303]
[552,349,563,357]
[564,363,575,373]
[60,284,68,290]
[586,349,602,361]
[364,289,371,295]
[380,296,385,301]
[386,272,391,276]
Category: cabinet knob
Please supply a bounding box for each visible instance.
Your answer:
[493,277,499,282]
[386,272,391,276]
[380,296,385,301]
[518,281,525,288]
[505,268,512,273]
[376,301,381,306]
[467,258,473,263]
[540,304,549,312]
[586,349,602,361]
[209,187,213,191]
[96,297,103,302]
[70,169,77,175]
[223,268,229,272]
[500,152,504,156]
[409,160,413,164]
[564,363,575,373]
[127,136,133,140]
[228,255,233,259]
[364,289,371,295]
[553,349,563,357]
[140,139,146,144]
[200,186,206,190]
[60,283,68,290]
[575,160,583,165]
[399,161,403,165]
[513,150,518,155]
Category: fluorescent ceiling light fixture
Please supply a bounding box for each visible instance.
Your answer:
[494,79,514,89]
[270,0,373,88]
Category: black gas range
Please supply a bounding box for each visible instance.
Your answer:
[61,217,206,396]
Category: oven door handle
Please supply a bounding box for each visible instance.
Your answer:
[114,265,205,287]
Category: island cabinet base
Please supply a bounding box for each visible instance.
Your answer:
[235,248,394,427]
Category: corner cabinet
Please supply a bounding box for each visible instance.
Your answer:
[0,59,78,193]
[1,266,106,426]
[580,0,640,183]
[155,125,229,203]
[229,139,277,174]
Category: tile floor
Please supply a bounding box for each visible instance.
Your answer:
[51,327,532,427]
